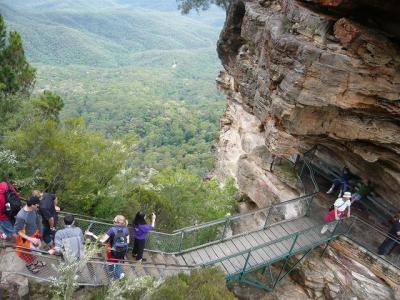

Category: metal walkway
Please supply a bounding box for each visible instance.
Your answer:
[0,159,399,290]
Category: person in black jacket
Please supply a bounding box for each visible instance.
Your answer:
[378,212,400,256]
[33,190,59,245]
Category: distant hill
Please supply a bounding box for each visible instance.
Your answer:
[0,0,226,173]
[1,1,223,66]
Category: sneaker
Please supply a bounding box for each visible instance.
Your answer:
[326,186,334,194]
[26,264,40,274]
[119,273,125,279]
[320,225,328,235]
[34,260,47,268]
[0,232,7,240]
[137,258,147,262]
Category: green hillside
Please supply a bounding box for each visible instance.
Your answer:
[1,0,225,174]
[2,3,220,66]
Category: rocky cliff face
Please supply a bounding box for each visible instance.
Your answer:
[215,0,400,209]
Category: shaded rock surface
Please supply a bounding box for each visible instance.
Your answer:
[216,0,400,208]
[215,0,400,298]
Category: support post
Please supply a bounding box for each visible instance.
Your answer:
[240,277,273,292]
[86,222,94,235]
[267,264,274,285]
[240,251,252,280]
[277,249,312,283]
[320,220,340,257]
[178,230,185,253]
[304,195,314,217]
[273,234,299,288]
[221,217,230,241]
[344,217,356,237]
[263,206,273,229]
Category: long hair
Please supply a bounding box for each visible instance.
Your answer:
[133,212,147,227]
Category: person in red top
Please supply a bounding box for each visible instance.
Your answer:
[0,175,20,239]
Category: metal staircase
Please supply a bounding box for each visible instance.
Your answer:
[0,158,399,290]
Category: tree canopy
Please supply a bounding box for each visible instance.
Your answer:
[0,15,36,96]
[177,0,232,14]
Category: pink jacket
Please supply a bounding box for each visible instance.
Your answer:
[0,182,19,221]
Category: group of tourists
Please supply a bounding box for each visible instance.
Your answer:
[322,167,400,257]
[0,179,156,279]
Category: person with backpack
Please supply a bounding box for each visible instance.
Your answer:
[132,212,156,262]
[0,176,22,239]
[14,196,47,274]
[48,214,84,262]
[85,215,129,280]
[34,190,59,246]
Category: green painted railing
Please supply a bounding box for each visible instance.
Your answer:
[200,220,343,279]
[58,192,316,254]
[56,159,318,254]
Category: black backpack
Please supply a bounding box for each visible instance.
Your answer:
[5,183,22,220]
[111,227,128,259]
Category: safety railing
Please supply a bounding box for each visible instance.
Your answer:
[200,220,343,279]
[342,216,400,268]
[0,246,193,286]
[55,194,316,254]
[52,159,318,254]
[55,192,316,254]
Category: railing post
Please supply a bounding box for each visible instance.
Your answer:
[274,234,299,288]
[321,220,341,257]
[178,231,185,253]
[344,217,356,236]
[304,195,314,217]
[221,217,230,241]
[240,251,252,280]
[263,206,273,229]
[86,222,94,232]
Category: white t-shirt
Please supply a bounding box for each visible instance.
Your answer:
[334,198,351,212]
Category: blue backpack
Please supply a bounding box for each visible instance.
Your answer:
[111,227,128,259]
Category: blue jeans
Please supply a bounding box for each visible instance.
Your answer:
[42,220,56,244]
[106,263,123,280]
[332,179,349,194]
[0,220,14,237]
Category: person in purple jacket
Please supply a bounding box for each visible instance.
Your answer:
[132,212,156,262]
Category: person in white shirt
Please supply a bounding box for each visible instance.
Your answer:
[321,192,352,234]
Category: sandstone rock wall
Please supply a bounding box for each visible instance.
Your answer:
[216,0,400,208]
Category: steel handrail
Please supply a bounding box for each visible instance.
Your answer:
[173,193,317,233]
[345,215,400,244]
[1,246,194,269]
[200,220,339,269]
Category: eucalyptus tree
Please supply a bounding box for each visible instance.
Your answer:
[177,0,232,14]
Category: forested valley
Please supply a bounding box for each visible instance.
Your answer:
[0,0,236,230]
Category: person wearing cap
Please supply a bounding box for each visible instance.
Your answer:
[48,214,84,262]
[14,196,46,274]
[321,192,352,234]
